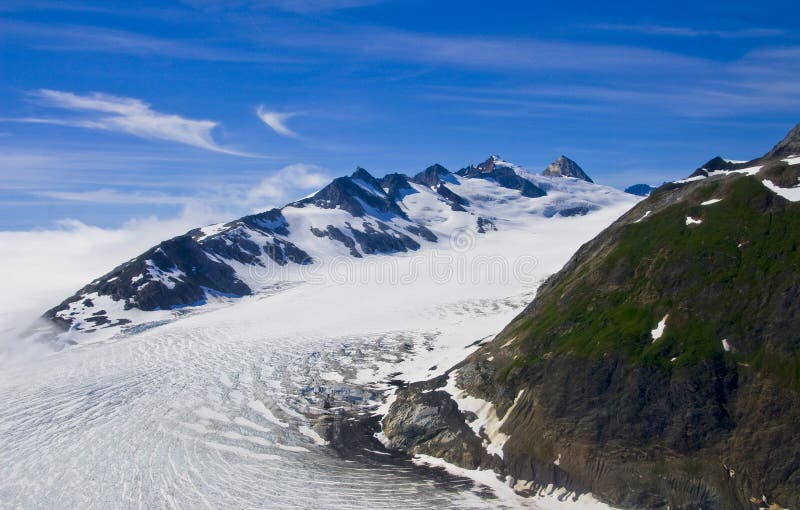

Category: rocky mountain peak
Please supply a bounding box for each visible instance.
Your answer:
[412,164,452,188]
[763,123,800,161]
[542,155,593,183]
[457,157,547,198]
[687,156,742,178]
[477,155,504,172]
[350,167,383,190]
[295,167,407,219]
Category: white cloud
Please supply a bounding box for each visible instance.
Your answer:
[256,105,299,138]
[14,89,255,156]
[0,207,219,363]
[248,163,329,206]
[26,163,329,209]
[0,160,330,361]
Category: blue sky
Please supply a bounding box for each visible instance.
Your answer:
[1,0,799,230]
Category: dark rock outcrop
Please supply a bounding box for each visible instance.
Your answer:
[761,122,800,161]
[625,183,657,196]
[294,168,408,219]
[542,155,593,183]
[311,225,362,257]
[412,164,455,188]
[380,172,417,200]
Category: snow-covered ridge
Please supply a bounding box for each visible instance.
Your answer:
[42,156,638,345]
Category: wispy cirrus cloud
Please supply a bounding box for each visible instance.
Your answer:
[590,23,785,39]
[182,0,383,13]
[0,19,295,63]
[256,106,300,138]
[5,89,255,156]
[35,189,196,205]
[256,26,709,76]
[19,158,330,212]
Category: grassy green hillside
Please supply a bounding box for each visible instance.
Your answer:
[502,175,800,389]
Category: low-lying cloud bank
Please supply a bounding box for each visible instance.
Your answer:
[0,210,219,363]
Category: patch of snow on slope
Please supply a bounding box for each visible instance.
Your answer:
[701,198,723,206]
[686,216,703,225]
[763,179,800,202]
[675,175,708,184]
[441,370,523,459]
[145,260,185,290]
[197,222,228,241]
[651,314,668,342]
[413,454,616,509]
[351,178,385,197]
[633,210,651,223]
[708,165,762,177]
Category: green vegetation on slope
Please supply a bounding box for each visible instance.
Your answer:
[506,176,800,387]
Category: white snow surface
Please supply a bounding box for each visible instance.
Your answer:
[762,179,800,202]
[685,216,703,225]
[701,198,723,206]
[651,314,668,342]
[0,165,638,508]
[675,165,762,184]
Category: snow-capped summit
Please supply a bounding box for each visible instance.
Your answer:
[456,156,547,198]
[542,155,593,183]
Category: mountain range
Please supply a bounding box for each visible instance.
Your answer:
[42,155,615,344]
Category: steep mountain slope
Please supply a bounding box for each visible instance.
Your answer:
[42,157,634,344]
[382,125,800,509]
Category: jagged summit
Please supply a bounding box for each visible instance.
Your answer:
[457,156,547,198]
[542,155,593,183]
[295,167,407,219]
[411,163,453,188]
[762,122,800,161]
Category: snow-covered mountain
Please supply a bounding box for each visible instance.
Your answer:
[43,155,635,345]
